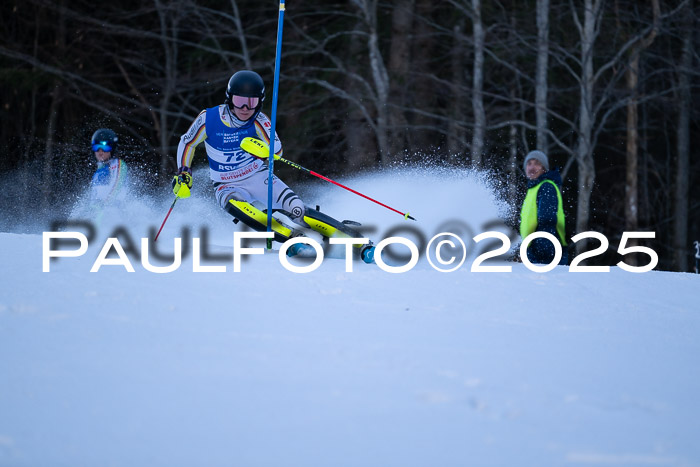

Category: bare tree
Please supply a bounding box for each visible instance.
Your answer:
[407,0,441,153]
[154,0,181,175]
[343,16,380,170]
[471,0,486,167]
[229,0,252,69]
[447,19,468,160]
[507,101,520,204]
[41,0,67,212]
[622,0,660,264]
[673,0,694,271]
[387,0,415,156]
[571,0,603,252]
[283,3,384,169]
[535,0,550,150]
[351,0,391,164]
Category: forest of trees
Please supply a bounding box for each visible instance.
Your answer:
[1,0,698,271]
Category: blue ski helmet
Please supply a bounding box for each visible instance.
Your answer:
[91,128,118,154]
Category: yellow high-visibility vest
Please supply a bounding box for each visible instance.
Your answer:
[520,179,567,245]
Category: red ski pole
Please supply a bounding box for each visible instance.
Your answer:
[241,137,416,221]
[154,197,178,242]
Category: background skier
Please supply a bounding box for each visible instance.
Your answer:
[88,128,129,211]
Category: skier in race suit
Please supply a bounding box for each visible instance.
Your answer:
[172,70,375,262]
[89,128,128,207]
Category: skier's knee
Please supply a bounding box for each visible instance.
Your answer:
[288,199,305,222]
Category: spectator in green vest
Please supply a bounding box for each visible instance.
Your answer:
[519,150,568,265]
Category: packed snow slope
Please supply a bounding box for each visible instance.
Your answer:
[1,168,699,467]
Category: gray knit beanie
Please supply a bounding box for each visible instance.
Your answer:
[523,150,549,173]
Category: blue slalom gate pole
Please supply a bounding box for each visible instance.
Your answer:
[266,0,286,249]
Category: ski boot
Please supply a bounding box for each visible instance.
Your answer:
[286,242,317,258]
[360,244,376,264]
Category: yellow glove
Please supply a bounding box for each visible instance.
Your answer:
[172,171,193,198]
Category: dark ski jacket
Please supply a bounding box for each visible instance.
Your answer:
[520,168,568,265]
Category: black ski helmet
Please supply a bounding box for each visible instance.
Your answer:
[225,70,265,111]
[91,128,118,153]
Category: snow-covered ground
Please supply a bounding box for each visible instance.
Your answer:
[1,169,699,466]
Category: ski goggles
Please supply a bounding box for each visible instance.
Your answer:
[92,142,113,152]
[231,95,260,110]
